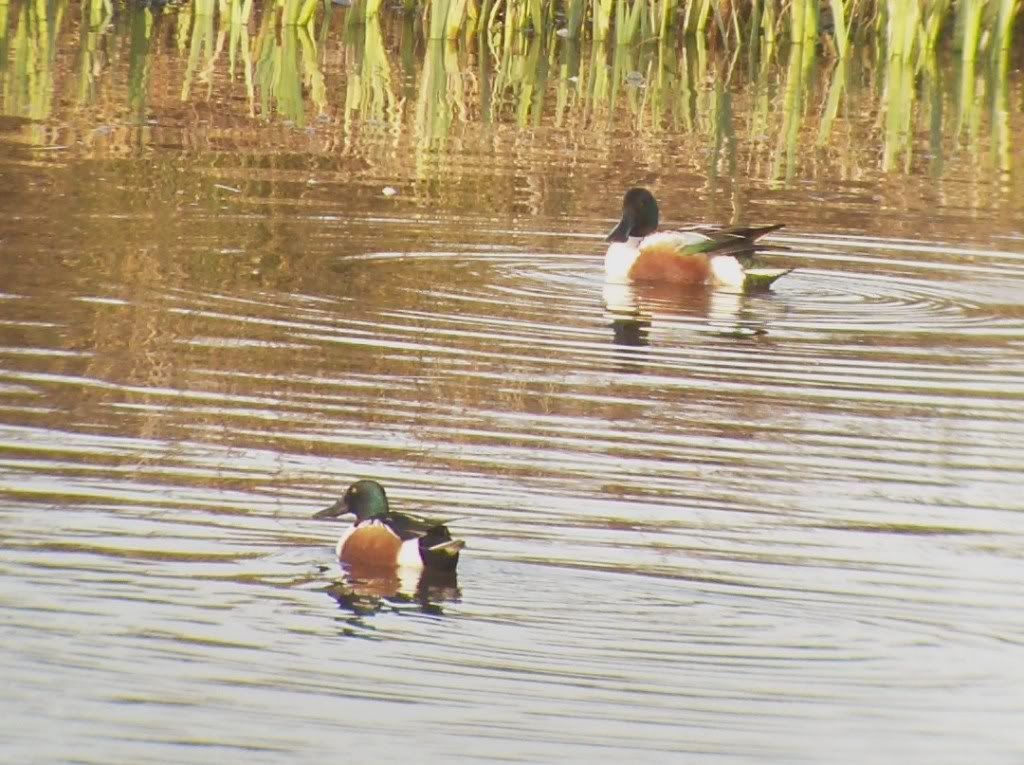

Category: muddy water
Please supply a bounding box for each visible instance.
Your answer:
[2,4,1024,763]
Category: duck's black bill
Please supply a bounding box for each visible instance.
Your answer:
[313,499,350,520]
[606,215,632,243]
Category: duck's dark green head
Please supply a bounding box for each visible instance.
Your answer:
[606,187,659,243]
[313,479,389,522]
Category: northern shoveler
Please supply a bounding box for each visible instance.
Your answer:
[312,480,464,571]
[605,187,790,290]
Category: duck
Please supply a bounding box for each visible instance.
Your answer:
[312,479,464,571]
[605,187,791,290]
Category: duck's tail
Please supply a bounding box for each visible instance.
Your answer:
[731,223,785,242]
[705,224,786,261]
[419,526,465,570]
[427,538,465,555]
[743,267,794,291]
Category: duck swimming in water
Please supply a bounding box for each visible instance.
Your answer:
[605,187,790,290]
[313,480,464,571]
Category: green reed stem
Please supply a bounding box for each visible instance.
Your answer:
[565,0,586,38]
[923,0,952,49]
[990,19,1012,174]
[682,0,711,36]
[657,0,674,38]
[828,0,849,57]
[817,53,848,145]
[592,0,614,41]
[885,0,919,59]
[992,0,1020,52]
[615,0,644,45]
[957,0,984,61]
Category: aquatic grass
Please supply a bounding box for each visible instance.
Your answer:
[1,0,1013,60]
[0,0,1021,189]
[583,34,612,118]
[681,0,711,37]
[773,36,815,181]
[0,2,9,65]
[427,0,470,40]
[564,0,586,39]
[592,0,614,41]
[363,0,386,18]
[251,6,326,124]
[489,29,550,126]
[126,4,153,118]
[224,0,256,115]
[553,36,582,124]
[795,0,822,47]
[922,47,945,176]
[881,47,915,171]
[923,0,953,50]
[76,0,111,105]
[181,0,215,102]
[816,51,848,146]
[885,0,921,59]
[4,0,65,120]
[175,2,192,53]
[614,0,646,45]
[989,10,1014,175]
[345,16,398,130]
[379,0,1020,60]
[826,0,850,57]
[415,39,465,150]
[280,0,320,26]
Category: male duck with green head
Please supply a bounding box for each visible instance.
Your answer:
[605,187,791,290]
[313,480,465,571]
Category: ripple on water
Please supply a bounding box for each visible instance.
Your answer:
[2,229,1024,763]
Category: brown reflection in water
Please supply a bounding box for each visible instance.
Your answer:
[0,1,1020,502]
[324,565,460,619]
[604,280,784,371]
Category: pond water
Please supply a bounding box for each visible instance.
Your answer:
[2,3,1024,763]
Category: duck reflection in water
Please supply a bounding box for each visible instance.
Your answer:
[323,565,460,618]
[604,280,778,360]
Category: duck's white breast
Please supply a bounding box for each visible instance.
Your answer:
[397,538,424,568]
[604,238,642,282]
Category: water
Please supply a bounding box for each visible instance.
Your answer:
[2,3,1024,763]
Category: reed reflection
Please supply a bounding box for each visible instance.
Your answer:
[0,0,1020,196]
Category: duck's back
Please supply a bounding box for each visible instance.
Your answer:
[609,225,784,285]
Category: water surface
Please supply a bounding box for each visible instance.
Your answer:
[2,4,1024,763]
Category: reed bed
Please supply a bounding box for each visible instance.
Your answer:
[337,0,1021,58]
[0,0,1020,183]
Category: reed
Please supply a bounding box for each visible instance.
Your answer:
[345,15,398,129]
[387,0,1016,56]
[126,3,153,118]
[251,7,326,123]
[0,0,1019,189]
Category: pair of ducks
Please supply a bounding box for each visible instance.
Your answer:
[314,188,788,572]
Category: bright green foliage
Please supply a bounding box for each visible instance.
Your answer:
[116,0,1016,51]
[437,0,1013,56]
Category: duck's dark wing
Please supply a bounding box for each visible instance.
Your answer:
[383,512,464,571]
[385,510,461,541]
[683,223,785,260]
